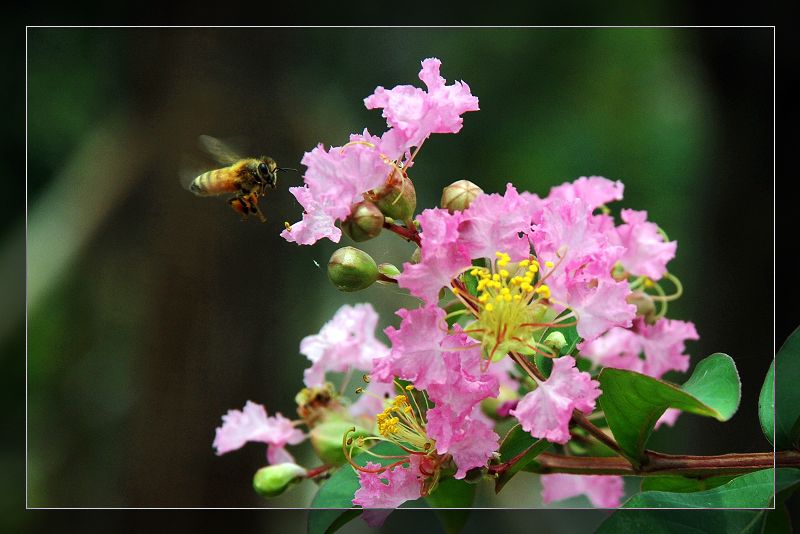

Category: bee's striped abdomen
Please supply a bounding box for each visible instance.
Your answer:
[190,166,241,196]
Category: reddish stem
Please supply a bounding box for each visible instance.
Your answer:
[383,221,421,245]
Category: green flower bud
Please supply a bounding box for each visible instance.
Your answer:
[378,262,401,281]
[441,179,483,213]
[252,463,307,498]
[627,291,657,323]
[410,247,421,264]
[367,167,417,221]
[328,247,379,292]
[342,201,384,242]
[543,331,568,352]
[463,466,486,484]
[310,420,371,466]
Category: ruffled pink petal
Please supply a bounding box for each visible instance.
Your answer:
[541,474,624,508]
[300,303,390,387]
[615,209,677,280]
[458,183,532,261]
[510,357,600,444]
[547,176,624,211]
[352,457,423,509]
[426,407,499,479]
[213,402,305,460]
[349,380,395,419]
[383,306,450,389]
[655,408,681,429]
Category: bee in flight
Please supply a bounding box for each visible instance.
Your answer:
[188,135,295,222]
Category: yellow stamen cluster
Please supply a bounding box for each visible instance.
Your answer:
[462,251,561,361]
[374,386,433,452]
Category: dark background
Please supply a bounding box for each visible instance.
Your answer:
[3,25,782,532]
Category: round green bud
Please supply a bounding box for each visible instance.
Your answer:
[342,201,384,242]
[310,420,371,466]
[328,247,379,292]
[543,331,568,352]
[441,179,483,213]
[252,463,307,498]
[627,291,657,323]
[367,167,417,221]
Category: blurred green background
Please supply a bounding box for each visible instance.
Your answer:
[10,26,775,527]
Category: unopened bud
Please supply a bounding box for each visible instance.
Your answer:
[543,331,567,352]
[342,201,384,242]
[377,263,401,281]
[441,179,483,213]
[366,167,417,221]
[310,420,370,466]
[627,291,657,323]
[328,247,379,292]
[463,466,485,484]
[253,463,307,498]
[410,247,421,264]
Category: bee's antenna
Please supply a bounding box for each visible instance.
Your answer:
[278,167,298,173]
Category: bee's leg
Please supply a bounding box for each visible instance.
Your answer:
[249,195,267,223]
[228,196,250,221]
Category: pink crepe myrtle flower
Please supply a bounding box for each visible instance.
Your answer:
[300,303,390,387]
[364,58,479,152]
[353,455,424,509]
[426,406,500,479]
[510,356,601,444]
[425,329,499,418]
[541,474,624,508]
[613,209,677,280]
[282,135,392,246]
[348,379,395,420]
[547,176,624,211]
[397,208,472,305]
[381,305,451,389]
[213,401,305,464]
[458,183,533,262]
[579,317,699,379]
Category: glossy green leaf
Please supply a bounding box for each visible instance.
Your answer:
[462,270,479,296]
[598,353,740,465]
[425,477,476,534]
[308,441,403,534]
[598,469,800,533]
[494,424,549,492]
[623,468,800,508]
[640,475,734,493]
[774,326,800,450]
[758,360,774,446]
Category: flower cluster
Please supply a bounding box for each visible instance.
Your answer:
[213,58,699,513]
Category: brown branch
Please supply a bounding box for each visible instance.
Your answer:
[526,450,800,478]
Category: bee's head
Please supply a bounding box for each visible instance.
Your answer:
[257,158,279,189]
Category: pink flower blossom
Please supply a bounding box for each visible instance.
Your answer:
[458,183,532,261]
[382,306,450,389]
[426,406,499,479]
[282,137,392,246]
[614,209,677,280]
[510,356,601,444]
[397,209,471,305]
[352,456,424,509]
[541,474,624,508]
[547,176,624,211]
[579,317,698,379]
[213,401,305,464]
[364,58,479,152]
[425,329,499,418]
[300,303,390,387]
[349,379,395,419]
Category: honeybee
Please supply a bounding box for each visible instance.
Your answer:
[188,135,294,222]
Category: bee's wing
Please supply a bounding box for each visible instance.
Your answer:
[198,135,244,166]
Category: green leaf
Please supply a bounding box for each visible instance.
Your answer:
[425,477,476,534]
[462,270,479,296]
[598,353,741,465]
[640,475,735,493]
[598,469,800,534]
[774,326,800,450]
[623,468,800,508]
[308,441,403,534]
[494,424,549,492]
[758,360,774,446]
